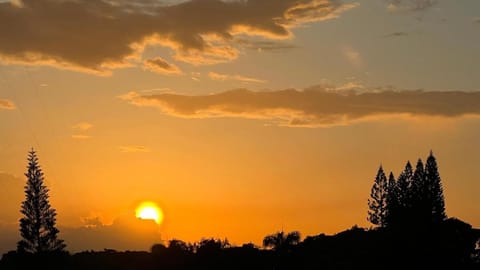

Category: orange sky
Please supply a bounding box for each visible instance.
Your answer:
[0,0,480,254]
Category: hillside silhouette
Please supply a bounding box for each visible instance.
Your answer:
[0,150,479,269]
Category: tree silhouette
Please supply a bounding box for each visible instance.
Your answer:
[263,231,300,251]
[411,159,425,203]
[385,172,397,227]
[17,149,66,253]
[372,152,448,230]
[368,165,388,227]
[425,151,447,224]
[392,161,414,227]
[396,161,413,208]
[411,158,430,226]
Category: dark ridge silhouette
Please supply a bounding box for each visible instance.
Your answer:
[1,222,478,270]
[0,150,479,269]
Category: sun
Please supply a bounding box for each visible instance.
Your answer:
[135,201,164,224]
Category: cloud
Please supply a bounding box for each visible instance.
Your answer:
[383,31,408,37]
[72,122,93,139]
[81,216,105,228]
[143,57,182,75]
[72,122,93,131]
[0,98,16,110]
[72,134,92,140]
[473,17,480,24]
[208,72,267,84]
[120,86,480,127]
[342,46,362,67]
[386,0,437,12]
[235,39,297,52]
[61,214,161,252]
[0,0,356,74]
[119,145,151,153]
[9,0,23,8]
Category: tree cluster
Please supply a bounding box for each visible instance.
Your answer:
[368,151,446,229]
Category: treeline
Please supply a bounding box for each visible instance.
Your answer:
[0,149,479,269]
[1,223,479,270]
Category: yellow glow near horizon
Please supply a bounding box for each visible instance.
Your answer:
[135,202,163,224]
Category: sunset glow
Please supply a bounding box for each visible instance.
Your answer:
[0,0,479,256]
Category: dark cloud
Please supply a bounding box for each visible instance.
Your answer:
[143,57,182,75]
[0,0,356,74]
[386,0,437,12]
[120,86,480,127]
[61,215,161,252]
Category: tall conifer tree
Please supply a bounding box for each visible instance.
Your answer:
[368,166,388,227]
[425,151,447,224]
[396,161,413,208]
[411,159,430,226]
[17,149,66,253]
[385,172,397,228]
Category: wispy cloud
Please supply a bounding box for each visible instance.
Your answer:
[208,72,267,84]
[235,39,297,52]
[71,134,91,140]
[119,145,151,153]
[383,31,408,38]
[72,122,93,139]
[342,46,362,67]
[0,98,15,110]
[120,86,480,127]
[386,0,437,12]
[72,122,93,131]
[0,0,357,74]
[143,57,182,75]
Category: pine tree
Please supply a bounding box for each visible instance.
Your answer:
[411,158,430,226]
[396,161,413,209]
[393,161,414,227]
[411,159,425,201]
[17,149,66,253]
[385,172,397,228]
[425,151,447,224]
[368,166,389,227]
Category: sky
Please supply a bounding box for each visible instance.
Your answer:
[0,0,479,254]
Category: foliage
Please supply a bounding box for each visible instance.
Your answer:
[369,151,447,229]
[17,149,66,253]
[425,151,447,223]
[262,231,301,251]
[368,166,388,227]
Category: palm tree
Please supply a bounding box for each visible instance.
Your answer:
[262,231,301,251]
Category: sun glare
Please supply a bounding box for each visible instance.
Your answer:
[135,202,163,224]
